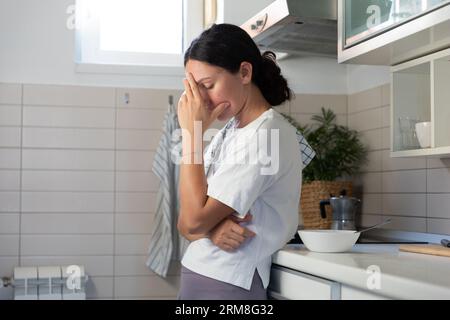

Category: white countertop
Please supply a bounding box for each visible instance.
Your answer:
[272,244,450,299]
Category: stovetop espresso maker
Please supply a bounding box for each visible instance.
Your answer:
[319,189,361,230]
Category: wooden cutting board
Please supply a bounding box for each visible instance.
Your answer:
[399,244,450,257]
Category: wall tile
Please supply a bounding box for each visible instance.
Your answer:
[21,192,114,213]
[114,276,179,298]
[0,170,20,190]
[381,83,390,107]
[356,172,382,193]
[23,106,115,128]
[427,168,450,193]
[290,94,347,114]
[360,193,382,214]
[0,214,19,234]
[116,192,157,213]
[361,151,382,173]
[22,149,114,170]
[116,171,159,192]
[23,128,115,149]
[0,105,21,126]
[381,105,390,128]
[427,194,450,219]
[382,150,427,171]
[23,84,115,107]
[117,109,166,130]
[348,86,382,114]
[381,216,427,232]
[348,107,383,132]
[0,235,19,255]
[0,149,20,169]
[86,277,114,299]
[0,192,20,212]
[115,214,155,234]
[114,234,152,255]
[116,151,154,171]
[382,170,426,193]
[0,127,21,147]
[116,88,182,109]
[427,219,450,235]
[359,129,383,151]
[381,127,390,149]
[116,129,161,150]
[22,171,114,192]
[21,213,114,234]
[21,235,113,255]
[382,194,426,217]
[0,83,22,105]
[290,113,347,127]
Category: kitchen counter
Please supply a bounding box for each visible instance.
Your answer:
[271,243,450,299]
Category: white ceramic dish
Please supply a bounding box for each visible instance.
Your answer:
[297,230,361,253]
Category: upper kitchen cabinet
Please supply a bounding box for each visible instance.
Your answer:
[338,0,450,65]
[391,47,450,157]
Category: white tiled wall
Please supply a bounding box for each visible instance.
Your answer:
[0,83,183,299]
[285,93,348,226]
[3,80,446,300]
[349,84,450,235]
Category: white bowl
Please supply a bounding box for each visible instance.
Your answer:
[298,230,361,253]
[415,121,431,148]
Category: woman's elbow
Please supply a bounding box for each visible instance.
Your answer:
[177,212,201,236]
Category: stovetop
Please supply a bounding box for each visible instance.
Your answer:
[288,232,428,245]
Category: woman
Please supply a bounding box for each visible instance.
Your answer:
[176,23,312,300]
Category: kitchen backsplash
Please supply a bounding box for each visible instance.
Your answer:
[0,82,448,299]
[348,84,450,235]
[0,83,183,299]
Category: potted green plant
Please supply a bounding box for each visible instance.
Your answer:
[281,108,367,229]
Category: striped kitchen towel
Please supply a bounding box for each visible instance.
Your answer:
[146,100,188,277]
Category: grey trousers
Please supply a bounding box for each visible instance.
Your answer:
[178,266,267,300]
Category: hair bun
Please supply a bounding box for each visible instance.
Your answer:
[255,51,292,106]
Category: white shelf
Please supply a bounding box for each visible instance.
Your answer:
[390,47,450,158]
[390,146,450,158]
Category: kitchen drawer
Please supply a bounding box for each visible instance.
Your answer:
[341,284,389,300]
[268,265,340,300]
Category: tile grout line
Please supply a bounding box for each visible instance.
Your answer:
[18,84,23,265]
[425,161,428,232]
[113,88,117,299]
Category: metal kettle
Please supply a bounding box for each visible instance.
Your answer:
[319,189,360,230]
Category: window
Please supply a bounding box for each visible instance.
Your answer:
[75,0,204,68]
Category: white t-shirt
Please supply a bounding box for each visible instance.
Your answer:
[181,108,303,290]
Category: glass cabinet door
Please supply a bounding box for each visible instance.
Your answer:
[344,0,450,47]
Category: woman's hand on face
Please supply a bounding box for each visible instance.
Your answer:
[209,213,255,252]
[177,73,229,134]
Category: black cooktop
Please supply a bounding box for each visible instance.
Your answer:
[288,232,428,245]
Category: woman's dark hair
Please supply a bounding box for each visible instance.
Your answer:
[184,23,292,106]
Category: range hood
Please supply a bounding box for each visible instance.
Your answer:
[240,0,338,58]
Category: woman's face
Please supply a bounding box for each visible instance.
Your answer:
[185,59,251,122]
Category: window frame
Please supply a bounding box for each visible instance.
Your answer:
[74,0,204,75]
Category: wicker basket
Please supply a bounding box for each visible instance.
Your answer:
[300,181,353,229]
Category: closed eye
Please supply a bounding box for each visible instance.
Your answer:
[200,83,214,90]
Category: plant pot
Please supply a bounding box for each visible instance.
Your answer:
[300,180,353,229]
